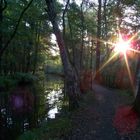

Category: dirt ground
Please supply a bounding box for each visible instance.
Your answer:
[64,84,140,140]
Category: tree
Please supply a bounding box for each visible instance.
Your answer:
[95,0,102,81]
[45,0,81,109]
[0,0,50,75]
[0,0,34,58]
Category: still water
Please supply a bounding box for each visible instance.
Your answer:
[44,75,64,119]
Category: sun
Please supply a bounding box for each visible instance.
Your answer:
[115,40,130,53]
[114,34,130,54]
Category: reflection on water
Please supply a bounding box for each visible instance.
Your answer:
[48,107,58,118]
[46,89,62,118]
[44,76,64,119]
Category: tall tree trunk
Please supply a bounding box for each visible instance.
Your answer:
[25,43,31,73]
[33,22,40,74]
[103,0,109,58]
[62,0,70,38]
[90,36,94,89]
[62,0,72,70]
[45,0,80,109]
[80,0,84,71]
[67,17,75,66]
[95,0,102,80]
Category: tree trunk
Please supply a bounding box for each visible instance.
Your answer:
[62,0,73,71]
[80,0,84,71]
[45,0,80,109]
[95,0,102,81]
[33,22,40,74]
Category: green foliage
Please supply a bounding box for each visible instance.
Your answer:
[13,72,38,84]
[1,0,51,75]
[0,73,38,91]
[85,11,96,34]
[67,2,83,39]
[0,76,16,90]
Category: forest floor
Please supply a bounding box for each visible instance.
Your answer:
[64,84,140,140]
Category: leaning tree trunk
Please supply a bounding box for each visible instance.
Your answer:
[45,0,81,110]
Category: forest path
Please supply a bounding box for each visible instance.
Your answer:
[64,84,140,140]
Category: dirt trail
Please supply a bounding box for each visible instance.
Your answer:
[64,84,140,140]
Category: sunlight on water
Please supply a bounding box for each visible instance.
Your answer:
[48,107,58,119]
[45,87,63,119]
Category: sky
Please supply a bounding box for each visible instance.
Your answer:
[59,0,98,5]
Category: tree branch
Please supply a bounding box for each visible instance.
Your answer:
[0,0,34,57]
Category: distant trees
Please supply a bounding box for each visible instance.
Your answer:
[95,0,102,81]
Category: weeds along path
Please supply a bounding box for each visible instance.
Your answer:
[64,84,140,140]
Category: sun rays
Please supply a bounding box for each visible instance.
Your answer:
[124,53,135,93]
[99,53,118,72]
[96,31,140,92]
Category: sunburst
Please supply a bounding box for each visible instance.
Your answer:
[96,31,139,94]
[114,33,130,54]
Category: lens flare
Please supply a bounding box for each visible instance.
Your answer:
[114,34,130,54]
[95,31,140,94]
[124,53,135,95]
